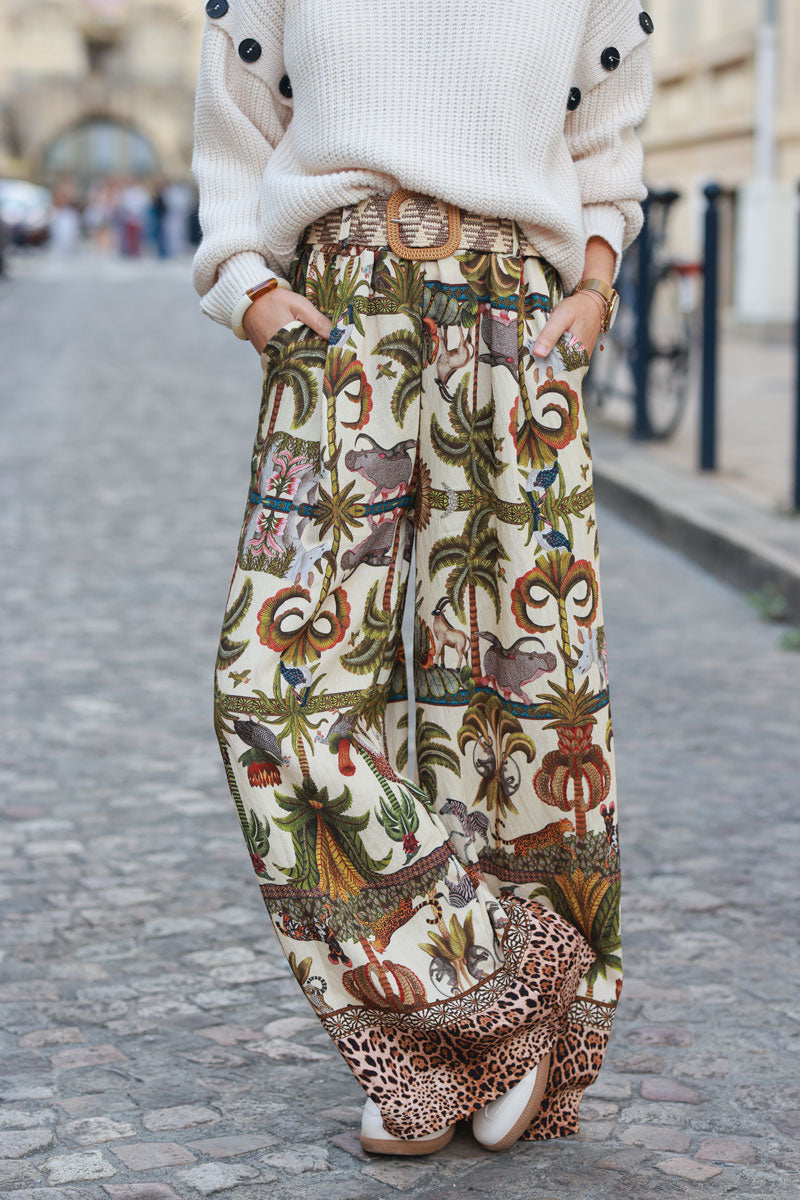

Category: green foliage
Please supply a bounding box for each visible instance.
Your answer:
[778,626,800,652]
[216,577,253,669]
[376,785,419,841]
[747,583,791,623]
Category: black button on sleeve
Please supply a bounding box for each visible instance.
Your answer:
[278,73,293,99]
[238,38,262,63]
[600,45,621,70]
[639,11,654,34]
[205,0,228,17]
[567,86,581,111]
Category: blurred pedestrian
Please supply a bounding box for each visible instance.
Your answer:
[49,179,81,255]
[116,177,150,257]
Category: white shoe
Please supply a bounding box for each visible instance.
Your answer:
[471,1050,551,1152]
[360,1097,456,1156]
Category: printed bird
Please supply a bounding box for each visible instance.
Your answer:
[329,304,357,349]
[232,719,290,768]
[525,463,559,495]
[440,798,490,848]
[377,361,398,379]
[279,658,316,704]
[531,525,573,556]
[228,669,251,688]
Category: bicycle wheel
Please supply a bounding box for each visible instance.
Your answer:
[645,265,694,439]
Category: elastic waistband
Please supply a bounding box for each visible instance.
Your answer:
[301,191,541,259]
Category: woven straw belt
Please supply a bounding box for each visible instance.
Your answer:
[301,189,540,260]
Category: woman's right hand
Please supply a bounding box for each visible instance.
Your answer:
[242,286,332,353]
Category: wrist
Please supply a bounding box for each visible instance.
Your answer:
[231,276,291,339]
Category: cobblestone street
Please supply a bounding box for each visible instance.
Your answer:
[1,254,798,1200]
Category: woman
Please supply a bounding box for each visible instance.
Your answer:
[191,0,654,1156]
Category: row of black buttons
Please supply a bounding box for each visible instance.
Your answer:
[206,2,652,116]
[206,0,292,96]
[566,9,653,110]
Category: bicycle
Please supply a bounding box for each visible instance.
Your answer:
[584,189,701,440]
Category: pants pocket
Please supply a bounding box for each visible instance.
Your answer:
[259,317,310,370]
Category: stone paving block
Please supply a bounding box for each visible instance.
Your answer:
[192,991,255,1010]
[56,1115,138,1144]
[583,1075,632,1100]
[654,1155,722,1181]
[594,1146,651,1172]
[176,1163,262,1195]
[186,1134,279,1157]
[0,1082,55,1101]
[619,1124,692,1152]
[772,1111,800,1138]
[49,1044,128,1070]
[42,1148,117,1182]
[0,1159,41,1190]
[56,1095,137,1118]
[103,1186,184,1200]
[626,1026,694,1047]
[260,1145,330,1173]
[262,1016,318,1040]
[361,1161,434,1190]
[0,1107,57,1128]
[695,1135,758,1164]
[640,1077,702,1103]
[142,1104,220,1132]
[610,1052,665,1074]
[18,1028,84,1049]
[110,1141,198,1170]
[0,1126,54,1157]
[327,1130,373,1162]
[576,1120,614,1141]
[194,1025,264,1046]
[143,918,216,938]
[579,1099,620,1120]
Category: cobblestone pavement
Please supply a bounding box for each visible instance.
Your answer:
[1,254,798,1199]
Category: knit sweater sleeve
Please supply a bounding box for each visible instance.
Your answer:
[190,17,289,328]
[565,24,654,283]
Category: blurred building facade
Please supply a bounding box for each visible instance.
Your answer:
[642,0,799,319]
[0,0,203,187]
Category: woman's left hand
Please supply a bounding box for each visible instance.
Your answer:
[532,289,607,362]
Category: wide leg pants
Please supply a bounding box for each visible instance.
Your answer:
[212,215,622,1141]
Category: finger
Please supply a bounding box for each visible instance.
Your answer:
[292,295,332,339]
[532,309,571,357]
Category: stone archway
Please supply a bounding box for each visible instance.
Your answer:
[40,116,159,190]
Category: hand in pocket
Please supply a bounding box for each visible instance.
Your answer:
[243,287,332,354]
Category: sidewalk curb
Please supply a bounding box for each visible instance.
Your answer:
[593,462,800,622]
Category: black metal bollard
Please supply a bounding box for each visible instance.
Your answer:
[700,182,721,471]
[793,182,800,512]
[632,193,652,440]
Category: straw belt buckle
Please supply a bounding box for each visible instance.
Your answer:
[385,187,462,261]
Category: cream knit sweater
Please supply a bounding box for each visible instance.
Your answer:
[191,0,655,329]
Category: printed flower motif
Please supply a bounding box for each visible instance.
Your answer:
[249,850,267,874]
[402,831,419,856]
[239,750,280,788]
[257,584,351,662]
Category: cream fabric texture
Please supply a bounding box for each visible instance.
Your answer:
[191,0,654,329]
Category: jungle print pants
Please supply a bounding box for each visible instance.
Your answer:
[212,201,622,1141]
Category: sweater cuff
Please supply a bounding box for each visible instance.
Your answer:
[581,204,627,284]
[198,250,288,330]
